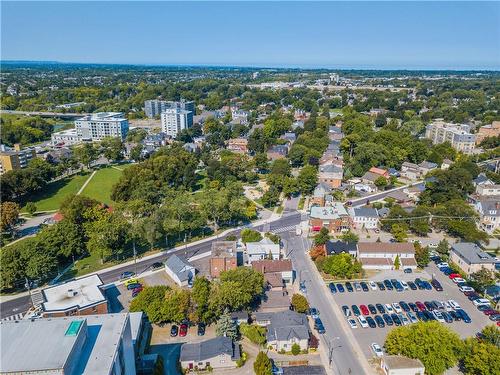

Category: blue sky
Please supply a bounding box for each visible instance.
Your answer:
[1,1,499,69]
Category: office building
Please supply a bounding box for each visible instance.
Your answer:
[425,120,476,154]
[161,108,192,138]
[144,99,195,120]
[75,112,129,141]
[0,144,36,175]
[0,313,136,375]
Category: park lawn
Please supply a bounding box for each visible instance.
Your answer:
[80,166,124,205]
[21,172,90,213]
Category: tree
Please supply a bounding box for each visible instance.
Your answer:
[435,239,450,260]
[241,228,262,243]
[130,285,170,324]
[394,254,401,270]
[384,322,463,375]
[74,143,98,169]
[291,343,301,355]
[162,289,191,323]
[216,311,238,340]
[414,244,430,268]
[321,253,362,279]
[462,338,500,375]
[130,144,143,161]
[261,186,280,207]
[25,202,37,215]
[291,293,309,313]
[240,323,266,346]
[254,153,269,172]
[191,276,212,323]
[339,230,359,243]
[374,176,388,190]
[468,269,495,294]
[254,351,272,375]
[391,223,408,242]
[297,165,318,194]
[314,227,330,246]
[0,202,19,232]
[479,325,500,347]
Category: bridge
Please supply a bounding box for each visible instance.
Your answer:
[0,110,89,119]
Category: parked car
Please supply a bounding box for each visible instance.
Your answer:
[408,302,418,312]
[384,279,394,290]
[170,325,179,337]
[124,278,140,286]
[483,309,498,316]
[368,304,377,314]
[422,281,433,290]
[477,304,491,312]
[448,300,461,309]
[337,283,345,293]
[453,277,466,284]
[357,316,369,328]
[377,282,386,291]
[459,285,475,293]
[399,301,410,312]
[442,268,453,276]
[366,316,377,328]
[416,301,426,311]
[360,282,369,292]
[384,304,394,313]
[415,278,425,290]
[404,268,413,273]
[369,281,377,290]
[416,311,426,321]
[127,282,142,290]
[345,282,354,292]
[197,322,206,336]
[309,308,320,319]
[456,309,471,323]
[467,293,482,301]
[342,305,351,317]
[371,343,384,357]
[431,279,443,291]
[329,283,337,294]
[449,273,461,279]
[354,282,362,292]
[424,310,435,321]
[399,313,410,325]
[437,262,449,268]
[382,313,394,326]
[151,262,163,269]
[392,303,402,313]
[424,301,434,311]
[391,314,402,326]
[314,318,325,334]
[407,312,418,324]
[376,303,385,314]
[374,315,385,327]
[179,323,188,337]
[449,310,461,321]
[433,311,445,323]
[299,281,307,294]
[348,318,358,329]
[407,281,417,290]
[360,305,370,316]
[489,314,500,322]
[351,305,361,316]
[473,298,491,307]
[132,287,143,298]
[120,271,135,280]
[400,280,409,290]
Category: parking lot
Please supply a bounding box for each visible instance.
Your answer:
[327,267,495,360]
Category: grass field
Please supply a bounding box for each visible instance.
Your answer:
[21,173,90,212]
[80,166,124,205]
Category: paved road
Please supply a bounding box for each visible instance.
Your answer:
[0,212,301,319]
[0,109,88,118]
[284,232,369,375]
[349,181,424,207]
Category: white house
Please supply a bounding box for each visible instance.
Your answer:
[357,242,417,270]
[246,238,280,263]
[164,255,196,287]
[354,182,377,194]
[349,207,379,229]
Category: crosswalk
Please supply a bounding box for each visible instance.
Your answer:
[1,312,24,322]
[272,225,297,234]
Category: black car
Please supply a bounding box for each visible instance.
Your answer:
[366,316,377,328]
[399,301,410,312]
[329,282,337,294]
[489,314,500,322]
[351,305,361,316]
[391,279,403,292]
[391,314,402,326]
[449,310,461,321]
[424,310,435,321]
[151,262,163,269]
[374,315,385,328]
[422,281,433,290]
[404,268,413,273]
[170,325,179,337]
[384,279,394,290]
[337,283,345,293]
[368,304,377,314]
[382,313,394,326]
[415,278,425,290]
[377,282,386,291]
[314,318,326,333]
[457,309,471,323]
[345,282,354,292]
[197,322,206,336]
[376,303,386,314]
[408,302,418,313]
[424,301,434,311]
[416,311,427,321]
[360,282,369,292]
[442,311,453,323]
[468,293,481,301]
[407,281,417,290]
[431,279,443,291]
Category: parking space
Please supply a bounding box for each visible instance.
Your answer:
[328,269,494,360]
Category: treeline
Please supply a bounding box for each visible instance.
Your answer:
[0,115,55,146]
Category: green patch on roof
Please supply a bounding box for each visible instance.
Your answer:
[65,320,83,336]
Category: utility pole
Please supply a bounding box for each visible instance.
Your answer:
[25,277,33,308]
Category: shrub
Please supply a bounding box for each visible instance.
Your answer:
[291,343,301,355]
[240,323,267,346]
[291,294,309,313]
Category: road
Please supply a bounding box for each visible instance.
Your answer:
[349,181,424,207]
[0,109,88,118]
[0,212,302,319]
[283,231,370,375]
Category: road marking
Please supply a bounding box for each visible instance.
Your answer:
[1,313,24,321]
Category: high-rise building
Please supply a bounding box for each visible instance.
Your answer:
[0,144,36,175]
[425,120,476,154]
[144,99,195,120]
[161,108,192,138]
[75,112,129,141]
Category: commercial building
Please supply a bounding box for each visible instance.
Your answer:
[246,238,281,263]
[210,241,238,278]
[318,164,343,188]
[381,355,425,375]
[309,203,352,233]
[75,112,129,141]
[51,128,80,146]
[40,274,108,317]
[161,108,193,138]
[0,144,36,175]
[425,120,476,154]
[475,121,500,145]
[349,207,379,229]
[180,336,241,372]
[0,313,136,375]
[449,243,496,276]
[357,242,417,270]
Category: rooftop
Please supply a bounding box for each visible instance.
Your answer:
[310,203,348,220]
[357,242,415,254]
[180,336,240,362]
[41,274,106,313]
[165,255,195,282]
[451,243,496,265]
[78,112,126,121]
[325,240,357,255]
[383,355,424,370]
[351,207,379,218]
[252,259,292,273]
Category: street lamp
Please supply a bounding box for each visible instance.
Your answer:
[327,337,341,369]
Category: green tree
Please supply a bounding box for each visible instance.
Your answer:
[394,254,401,270]
[314,227,330,246]
[254,351,272,375]
[130,144,143,161]
[240,323,267,346]
[254,153,269,172]
[100,136,125,161]
[216,311,238,340]
[291,343,301,355]
[130,285,170,324]
[339,230,359,243]
[480,325,500,347]
[374,176,388,190]
[462,338,500,375]
[191,276,212,323]
[74,143,98,169]
[261,186,280,207]
[321,253,362,279]
[291,293,309,313]
[391,223,408,242]
[162,289,191,323]
[297,165,318,194]
[414,244,430,268]
[0,201,19,232]
[435,239,450,260]
[241,228,263,243]
[25,202,37,215]
[468,269,495,294]
[384,322,463,375]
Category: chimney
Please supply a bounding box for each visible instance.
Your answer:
[13,143,21,152]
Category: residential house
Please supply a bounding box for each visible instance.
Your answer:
[324,240,357,257]
[381,356,425,375]
[441,159,453,170]
[319,152,343,167]
[400,162,420,180]
[164,255,196,287]
[255,310,310,352]
[246,238,281,263]
[210,241,238,278]
[230,311,249,325]
[354,182,377,194]
[473,198,500,234]
[267,145,289,160]
[369,167,389,179]
[227,138,248,153]
[280,132,297,144]
[309,203,352,233]
[40,274,108,318]
[180,336,241,372]
[258,289,291,312]
[475,121,500,145]
[473,173,493,187]
[476,184,500,196]
[357,242,417,270]
[349,207,379,229]
[450,243,496,276]
[311,182,332,206]
[418,161,438,176]
[252,259,294,287]
[318,164,343,188]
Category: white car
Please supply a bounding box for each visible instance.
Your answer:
[433,311,445,323]
[448,300,460,309]
[444,301,453,311]
[400,280,409,290]
[385,304,394,313]
[348,318,358,329]
[358,316,369,328]
[407,312,418,324]
[452,277,466,284]
[392,303,402,314]
[399,313,410,325]
[459,285,475,292]
[371,343,384,357]
[473,298,491,307]
[428,243,438,248]
[369,281,377,291]
[437,262,449,268]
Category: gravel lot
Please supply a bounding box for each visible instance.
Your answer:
[328,267,494,360]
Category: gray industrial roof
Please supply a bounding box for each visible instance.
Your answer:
[451,243,495,265]
[180,336,240,362]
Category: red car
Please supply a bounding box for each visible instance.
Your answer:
[449,273,461,279]
[179,323,188,337]
[360,305,370,316]
[415,301,426,311]
[484,309,498,316]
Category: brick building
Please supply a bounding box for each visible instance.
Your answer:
[210,241,238,278]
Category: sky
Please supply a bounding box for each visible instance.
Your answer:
[1,1,500,70]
